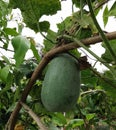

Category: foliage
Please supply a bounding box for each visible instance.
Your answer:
[0,0,116,130]
[12,35,31,67]
[9,0,61,32]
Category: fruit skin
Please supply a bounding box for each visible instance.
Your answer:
[41,53,80,112]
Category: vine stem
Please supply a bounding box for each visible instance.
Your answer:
[5,31,116,130]
[62,34,114,74]
[73,38,113,72]
[80,89,106,96]
[87,0,116,63]
[94,0,110,10]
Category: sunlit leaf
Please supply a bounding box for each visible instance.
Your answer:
[30,38,41,62]
[3,28,18,36]
[86,113,95,121]
[103,5,109,27]
[69,49,81,58]
[109,1,116,16]
[68,119,84,128]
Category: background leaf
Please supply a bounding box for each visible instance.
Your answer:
[0,66,10,82]
[9,0,61,32]
[12,35,30,67]
[3,28,19,36]
[52,113,67,126]
[81,69,98,88]
[102,40,116,63]
[103,5,109,27]
[43,29,57,52]
[0,0,9,16]
[30,38,41,62]
[67,119,84,128]
[86,113,95,121]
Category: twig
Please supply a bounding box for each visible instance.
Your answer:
[81,31,116,45]
[94,0,110,10]
[20,101,48,130]
[5,31,116,130]
[81,89,106,96]
[0,46,14,52]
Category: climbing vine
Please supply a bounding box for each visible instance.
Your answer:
[0,0,116,130]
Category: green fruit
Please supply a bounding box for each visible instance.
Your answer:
[41,53,80,112]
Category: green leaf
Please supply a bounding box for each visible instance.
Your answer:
[72,0,87,8]
[9,0,61,32]
[98,70,116,98]
[13,86,21,102]
[39,21,50,32]
[3,28,19,36]
[0,0,8,16]
[18,23,24,34]
[99,79,116,98]
[79,13,98,34]
[30,83,42,100]
[12,35,30,67]
[52,113,67,126]
[86,113,95,121]
[76,28,92,40]
[69,49,81,58]
[72,0,96,8]
[49,124,60,130]
[0,73,13,95]
[1,56,11,65]
[109,1,116,16]
[81,69,98,88]
[103,6,109,27]
[7,102,18,113]
[30,38,41,62]
[57,11,97,38]
[18,60,37,78]
[68,119,84,128]
[57,15,75,33]
[0,65,10,82]
[43,30,57,52]
[102,40,116,63]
